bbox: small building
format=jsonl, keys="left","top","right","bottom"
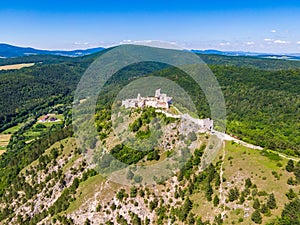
{"left": 49, "top": 117, "right": 57, "bottom": 122}
{"left": 38, "top": 115, "right": 49, "bottom": 122}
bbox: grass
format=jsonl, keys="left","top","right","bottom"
{"left": 62, "top": 154, "right": 81, "bottom": 173}
{"left": 166, "top": 106, "right": 180, "bottom": 115}
{"left": 64, "top": 174, "right": 106, "bottom": 214}
{"left": 23, "top": 114, "right": 64, "bottom": 141}
{"left": 191, "top": 191, "right": 216, "bottom": 222}
{"left": 20, "top": 137, "right": 74, "bottom": 173}
{"left": 1, "top": 123, "right": 23, "bottom": 134}
{"left": 221, "top": 141, "right": 300, "bottom": 224}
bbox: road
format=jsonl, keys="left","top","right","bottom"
{"left": 212, "top": 130, "right": 299, "bottom": 161}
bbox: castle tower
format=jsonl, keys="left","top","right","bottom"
{"left": 155, "top": 88, "right": 161, "bottom": 98}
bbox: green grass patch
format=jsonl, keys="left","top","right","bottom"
{"left": 64, "top": 174, "right": 105, "bottom": 214}
{"left": 2, "top": 123, "right": 23, "bottom": 134}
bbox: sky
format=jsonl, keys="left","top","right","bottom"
{"left": 1, "top": 0, "right": 300, "bottom": 53}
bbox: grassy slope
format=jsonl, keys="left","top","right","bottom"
{"left": 54, "top": 137, "right": 300, "bottom": 224}
{"left": 20, "top": 137, "right": 75, "bottom": 174}
{"left": 221, "top": 142, "right": 298, "bottom": 224}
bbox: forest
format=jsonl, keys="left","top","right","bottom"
{"left": 1, "top": 51, "right": 299, "bottom": 155}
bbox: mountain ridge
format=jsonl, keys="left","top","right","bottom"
{"left": 1, "top": 43, "right": 300, "bottom": 60}
{"left": 191, "top": 49, "right": 300, "bottom": 60}
{"left": 0, "top": 43, "right": 105, "bottom": 58}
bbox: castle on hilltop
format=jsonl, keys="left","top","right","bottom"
{"left": 122, "top": 89, "right": 172, "bottom": 109}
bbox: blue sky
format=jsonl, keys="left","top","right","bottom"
{"left": 1, "top": 0, "right": 300, "bottom": 53}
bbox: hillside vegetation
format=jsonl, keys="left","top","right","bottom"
{"left": 0, "top": 51, "right": 299, "bottom": 224}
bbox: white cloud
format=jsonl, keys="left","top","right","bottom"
{"left": 245, "top": 41, "right": 255, "bottom": 45}
{"left": 73, "top": 42, "right": 90, "bottom": 45}
{"left": 219, "top": 42, "right": 230, "bottom": 46}
{"left": 114, "top": 40, "right": 183, "bottom": 50}
{"left": 264, "top": 39, "right": 290, "bottom": 44}
{"left": 264, "top": 38, "right": 273, "bottom": 42}
{"left": 296, "top": 41, "right": 300, "bottom": 44}
{"left": 271, "top": 29, "right": 277, "bottom": 33}
{"left": 273, "top": 40, "right": 289, "bottom": 44}
{"left": 119, "top": 39, "right": 132, "bottom": 44}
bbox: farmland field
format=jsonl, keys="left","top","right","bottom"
{"left": 0, "top": 63, "right": 35, "bottom": 70}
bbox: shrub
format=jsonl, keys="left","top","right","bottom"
{"left": 286, "top": 160, "right": 294, "bottom": 172}
{"left": 251, "top": 210, "right": 262, "bottom": 224}
{"left": 267, "top": 193, "right": 277, "bottom": 209}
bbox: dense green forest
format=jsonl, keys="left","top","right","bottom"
{"left": 96, "top": 61, "right": 300, "bottom": 156}
{"left": 1, "top": 52, "right": 299, "bottom": 155}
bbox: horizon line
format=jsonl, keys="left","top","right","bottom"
{"left": 1, "top": 42, "right": 300, "bottom": 55}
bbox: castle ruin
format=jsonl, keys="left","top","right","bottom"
{"left": 121, "top": 89, "right": 172, "bottom": 109}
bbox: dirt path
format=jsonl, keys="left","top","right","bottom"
{"left": 213, "top": 130, "right": 299, "bottom": 162}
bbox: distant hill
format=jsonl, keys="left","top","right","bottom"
{"left": 191, "top": 49, "right": 300, "bottom": 61}
{"left": 0, "top": 43, "right": 105, "bottom": 58}
{"left": 1, "top": 43, "right": 300, "bottom": 61}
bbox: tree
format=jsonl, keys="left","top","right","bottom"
{"left": 253, "top": 198, "right": 261, "bottom": 209}
{"left": 205, "top": 183, "right": 213, "bottom": 201}
{"left": 134, "top": 175, "right": 143, "bottom": 183}
{"left": 214, "top": 214, "right": 223, "bottom": 225}
{"left": 188, "top": 131, "right": 197, "bottom": 142}
{"left": 116, "top": 189, "right": 126, "bottom": 201}
{"left": 181, "top": 197, "right": 193, "bottom": 221}
{"left": 260, "top": 204, "right": 270, "bottom": 215}
{"left": 245, "top": 178, "right": 252, "bottom": 189}
{"left": 280, "top": 198, "right": 300, "bottom": 224}
{"left": 294, "top": 162, "right": 300, "bottom": 182}
{"left": 239, "top": 192, "right": 245, "bottom": 204}
{"left": 286, "top": 160, "right": 294, "bottom": 172}
{"left": 213, "top": 195, "right": 220, "bottom": 207}
{"left": 84, "top": 218, "right": 91, "bottom": 225}
{"left": 267, "top": 193, "right": 277, "bottom": 209}
{"left": 251, "top": 210, "right": 262, "bottom": 224}
{"left": 35, "top": 123, "right": 47, "bottom": 129}
{"left": 126, "top": 170, "right": 134, "bottom": 180}
{"left": 130, "top": 187, "right": 138, "bottom": 198}
{"left": 187, "top": 213, "right": 195, "bottom": 225}
{"left": 228, "top": 187, "right": 239, "bottom": 202}
{"left": 130, "top": 118, "right": 142, "bottom": 132}
{"left": 147, "top": 150, "right": 160, "bottom": 161}
{"left": 286, "top": 189, "right": 297, "bottom": 200}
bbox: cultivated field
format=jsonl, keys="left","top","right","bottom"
{"left": 0, "top": 63, "right": 35, "bottom": 70}
{"left": 0, "top": 134, "right": 11, "bottom": 151}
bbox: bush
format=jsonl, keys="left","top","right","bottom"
{"left": 147, "top": 150, "right": 160, "bottom": 161}
{"left": 133, "top": 175, "right": 143, "bottom": 183}
{"left": 35, "top": 123, "right": 47, "bottom": 129}
{"left": 228, "top": 187, "right": 239, "bottom": 202}
{"left": 280, "top": 198, "right": 300, "bottom": 224}
{"left": 286, "top": 189, "right": 297, "bottom": 200}
{"left": 251, "top": 210, "right": 262, "bottom": 224}
{"left": 286, "top": 160, "right": 294, "bottom": 172}
{"left": 213, "top": 195, "right": 220, "bottom": 206}
{"left": 267, "top": 193, "right": 277, "bottom": 209}
{"left": 126, "top": 170, "right": 134, "bottom": 180}
{"left": 253, "top": 198, "right": 260, "bottom": 209}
